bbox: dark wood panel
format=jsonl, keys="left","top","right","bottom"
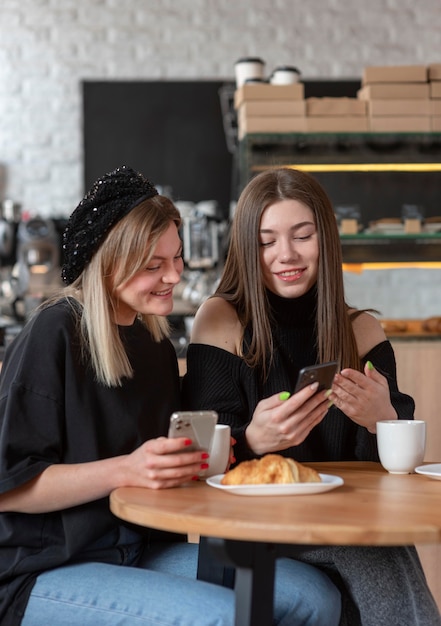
{"left": 82, "top": 80, "right": 363, "bottom": 215}
{"left": 83, "top": 81, "right": 234, "bottom": 217}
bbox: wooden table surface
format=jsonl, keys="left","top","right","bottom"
{"left": 110, "top": 461, "right": 441, "bottom": 547}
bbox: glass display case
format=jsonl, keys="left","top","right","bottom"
{"left": 237, "top": 132, "right": 441, "bottom": 265}
{"left": 235, "top": 131, "right": 441, "bottom": 321}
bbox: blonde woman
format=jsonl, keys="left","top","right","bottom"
{"left": 0, "top": 166, "right": 341, "bottom": 626}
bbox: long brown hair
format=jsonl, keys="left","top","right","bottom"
{"left": 215, "top": 168, "right": 360, "bottom": 377}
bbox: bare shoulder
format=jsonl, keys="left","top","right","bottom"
{"left": 190, "top": 296, "right": 243, "bottom": 355}
{"left": 349, "top": 309, "right": 387, "bottom": 357}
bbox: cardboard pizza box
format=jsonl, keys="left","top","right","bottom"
{"left": 234, "top": 83, "right": 305, "bottom": 108}
{"left": 428, "top": 64, "right": 441, "bottom": 81}
{"left": 357, "top": 83, "right": 430, "bottom": 100}
{"left": 239, "top": 100, "right": 306, "bottom": 117}
{"left": 367, "top": 99, "right": 432, "bottom": 116}
{"left": 430, "top": 82, "right": 441, "bottom": 98}
{"left": 369, "top": 116, "right": 431, "bottom": 132}
{"left": 305, "top": 116, "right": 369, "bottom": 132}
{"left": 362, "top": 65, "right": 428, "bottom": 85}
{"left": 306, "top": 97, "right": 367, "bottom": 116}
{"left": 238, "top": 115, "right": 307, "bottom": 139}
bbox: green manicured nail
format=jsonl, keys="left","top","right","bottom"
{"left": 367, "top": 361, "right": 374, "bottom": 370}
{"left": 325, "top": 389, "right": 332, "bottom": 398}
{"left": 279, "top": 391, "right": 291, "bottom": 401}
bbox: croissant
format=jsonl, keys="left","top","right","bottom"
{"left": 221, "top": 454, "right": 321, "bottom": 485}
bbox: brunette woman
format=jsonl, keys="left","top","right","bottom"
{"left": 183, "top": 167, "right": 440, "bottom": 626}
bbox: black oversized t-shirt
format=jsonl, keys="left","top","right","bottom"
{"left": 0, "top": 299, "right": 181, "bottom": 626}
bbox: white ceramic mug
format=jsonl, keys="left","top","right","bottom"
{"left": 205, "top": 424, "right": 231, "bottom": 477}
{"left": 376, "top": 420, "right": 426, "bottom": 474}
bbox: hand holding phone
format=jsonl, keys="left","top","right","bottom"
{"left": 294, "top": 361, "right": 338, "bottom": 394}
{"left": 168, "top": 411, "right": 218, "bottom": 451}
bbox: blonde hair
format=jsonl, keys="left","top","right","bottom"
{"left": 50, "top": 195, "right": 181, "bottom": 387}
{"left": 215, "top": 168, "right": 360, "bottom": 378}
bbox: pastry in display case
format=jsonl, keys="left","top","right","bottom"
{"left": 381, "top": 316, "right": 441, "bottom": 336}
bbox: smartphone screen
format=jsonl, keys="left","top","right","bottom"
{"left": 294, "top": 361, "right": 338, "bottom": 394}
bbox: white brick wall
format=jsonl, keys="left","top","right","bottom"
{"left": 0, "top": 0, "right": 440, "bottom": 315}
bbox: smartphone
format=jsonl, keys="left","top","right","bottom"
{"left": 294, "top": 361, "right": 339, "bottom": 394}
{"left": 168, "top": 411, "right": 218, "bottom": 452}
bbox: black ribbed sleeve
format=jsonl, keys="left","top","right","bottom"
{"left": 182, "top": 340, "right": 415, "bottom": 464}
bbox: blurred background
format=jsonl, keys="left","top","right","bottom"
{"left": 0, "top": 0, "right": 440, "bottom": 333}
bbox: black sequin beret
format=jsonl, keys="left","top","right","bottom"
{"left": 61, "top": 165, "right": 158, "bottom": 285}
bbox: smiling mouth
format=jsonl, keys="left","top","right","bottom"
{"left": 152, "top": 288, "right": 173, "bottom": 296}
{"left": 277, "top": 269, "right": 303, "bottom": 278}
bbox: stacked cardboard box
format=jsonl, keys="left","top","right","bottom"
{"left": 235, "top": 64, "right": 441, "bottom": 138}
{"left": 305, "top": 97, "right": 368, "bottom": 132}
{"left": 429, "top": 64, "right": 441, "bottom": 131}
{"left": 357, "top": 65, "right": 431, "bottom": 132}
{"left": 234, "top": 83, "right": 306, "bottom": 139}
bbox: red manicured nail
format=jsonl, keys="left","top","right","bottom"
{"left": 201, "top": 452, "right": 209, "bottom": 459}
{"left": 200, "top": 463, "right": 209, "bottom": 470}
{"left": 191, "top": 476, "right": 199, "bottom": 481}
{"left": 184, "top": 439, "right": 193, "bottom": 446}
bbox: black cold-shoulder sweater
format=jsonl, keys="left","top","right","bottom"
{"left": 183, "top": 292, "right": 440, "bottom": 626}
{"left": 182, "top": 287, "right": 415, "bottom": 465}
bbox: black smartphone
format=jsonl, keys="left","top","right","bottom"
{"left": 168, "top": 411, "right": 218, "bottom": 452}
{"left": 294, "top": 361, "right": 339, "bottom": 394}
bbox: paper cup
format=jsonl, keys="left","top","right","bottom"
{"left": 235, "top": 57, "right": 265, "bottom": 88}
{"left": 270, "top": 66, "right": 301, "bottom": 84}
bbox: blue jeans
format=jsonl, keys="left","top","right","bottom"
{"left": 22, "top": 542, "right": 341, "bottom": 626}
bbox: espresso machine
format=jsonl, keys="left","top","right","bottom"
{"left": 168, "top": 200, "right": 228, "bottom": 356}
{"left": 10, "top": 216, "right": 62, "bottom": 320}
{"left": 178, "top": 200, "right": 228, "bottom": 305}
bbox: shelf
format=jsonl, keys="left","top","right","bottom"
{"left": 238, "top": 133, "right": 441, "bottom": 186}
{"left": 340, "top": 234, "right": 441, "bottom": 263}
{"left": 254, "top": 163, "right": 441, "bottom": 173}
{"left": 237, "top": 132, "right": 441, "bottom": 263}
{"left": 239, "top": 132, "right": 441, "bottom": 152}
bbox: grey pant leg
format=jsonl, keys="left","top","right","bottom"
{"left": 291, "top": 545, "right": 441, "bottom": 626}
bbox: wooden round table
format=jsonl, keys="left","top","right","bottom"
{"left": 110, "top": 461, "right": 441, "bottom": 626}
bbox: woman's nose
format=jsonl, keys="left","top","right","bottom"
{"left": 162, "top": 264, "right": 182, "bottom": 284}
{"left": 278, "top": 240, "right": 296, "bottom": 262}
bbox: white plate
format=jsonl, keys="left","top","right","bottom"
{"left": 206, "top": 473, "right": 344, "bottom": 496}
{"left": 415, "top": 464, "right": 441, "bottom": 481}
